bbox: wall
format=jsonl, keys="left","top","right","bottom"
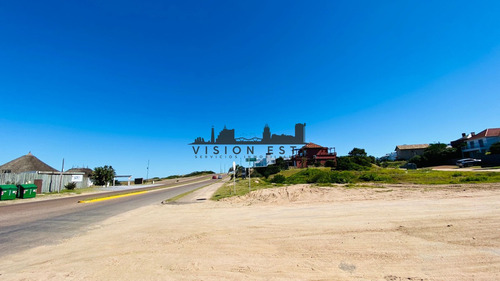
{"left": 0, "top": 172, "right": 90, "bottom": 193}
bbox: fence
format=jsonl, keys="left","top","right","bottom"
{"left": 0, "top": 172, "right": 90, "bottom": 193}
{"left": 480, "top": 154, "right": 500, "bottom": 166}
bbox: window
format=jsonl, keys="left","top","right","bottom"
{"left": 479, "top": 139, "right": 484, "bottom": 147}
{"left": 470, "top": 141, "right": 475, "bottom": 148}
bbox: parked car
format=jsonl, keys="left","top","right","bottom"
{"left": 456, "top": 158, "right": 481, "bottom": 168}
{"left": 212, "top": 175, "right": 217, "bottom": 179}
{"left": 217, "top": 175, "right": 222, "bottom": 179}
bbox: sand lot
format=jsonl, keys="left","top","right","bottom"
{"left": 1, "top": 183, "right": 499, "bottom": 280}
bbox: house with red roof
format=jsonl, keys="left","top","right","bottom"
{"left": 461, "top": 128, "right": 500, "bottom": 158}
{"left": 292, "top": 143, "right": 336, "bottom": 168}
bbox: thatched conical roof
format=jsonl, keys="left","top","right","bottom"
{"left": 0, "top": 152, "right": 58, "bottom": 173}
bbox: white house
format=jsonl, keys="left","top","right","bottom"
{"left": 461, "top": 128, "right": 500, "bottom": 158}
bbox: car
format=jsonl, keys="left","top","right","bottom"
{"left": 456, "top": 158, "right": 481, "bottom": 168}
{"left": 217, "top": 175, "right": 222, "bottom": 179}
{"left": 212, "top": 175, "right": 217, "bottom": 179}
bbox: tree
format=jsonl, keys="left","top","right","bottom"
{"left": 275, "top": 157, "right": 289, "bottom": 170}
{"left": 408, "top": 143, "right": 458, "bottom": 167}
{"left": 489, "top": 142, "right": 500, "bottom": 154}
{"left": 91, "top": 165, "right": 116, "bottom": 186}
{"left": 336, "top": 156, "right": 369, "bottom": 171}
{"left": 348, "top": 148, "right": 367, "bottom": 157}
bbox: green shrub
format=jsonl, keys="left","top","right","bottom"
{"left": 324, "top": 160, "right": 336, "bottom": 168}
{"left": 254, "top": 165, "right": 281, "bottom": 179}
{"left": 65, "top": 182, "right": 77, "bottom": 190}
{"left": 329, "top": 171, "right": 356, "bottom": 183}
{"left": 250, "top": 169, "right": 264, "bottom": 178}
{"left": 359, "top": 172, "right": 384, "bottom": 181}
{"left": 271, "top": 174, "right": 286, "bottom": 183}
{"left": 490, "top": 142, "right": 500, "bottom": 154}
{"left": 380, "top": 161, "right": 406, "bottom": 168}
{"left": 460, "top": 176, "right": 487, "bottom": 182}
{"left": 336, "top": 157, "right": 369, "bottom": 171}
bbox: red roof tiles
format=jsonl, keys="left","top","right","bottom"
{"left": 302, "top": 142, "right": 324, "bottom": 149}
{"left": 469, "top": 128, "right": 500, "bottom": 140}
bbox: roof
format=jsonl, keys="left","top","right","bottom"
{"left": 0, "top": 152, "right": 58, "bottom": 173}
{"left": 468, "top": 128, "right": 500, "bottom": 140}
{"left": 301, "top": 142, "right": 324, "bottom": 149}
{"left": 66, "top": 168, "right": 93, "bottom": 177}
{"left": 395, "top": 144, "right": 429, "bottom": 151}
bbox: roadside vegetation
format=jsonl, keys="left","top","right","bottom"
{"left": 162, "top": 170, "right": 215, "bottom": 180}
{"left": 212, "top": 168, "right": 500, "bottom": 200}
{"left": 212, "top": 146, "right": 500, "bottom": 200}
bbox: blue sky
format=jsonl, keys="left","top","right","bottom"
{"left": 1, "top": 1, "right": 499, "bottom": 177}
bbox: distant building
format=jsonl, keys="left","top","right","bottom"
{"left": 255, "top": 153, "right": 276, "bottom": 167}
{"left": 0, "top": 153, "right": 90, "bottom": 192}
{"left": 292, "top": 143, "right": 336, "bottom": 168}
{"left": 379, "top": 152, "right": 397, "bottom": 161}
{"left": 461, "top": 128, "right": 500, "bottom": 158}
{"left": 395, "top": 144, "right": 429, "bottom": 160}
{"left": 450, "top": 132, "right": 473, "bottom": 151}
{"left": 66, "top": 167, "right": 93, "bottom": 178}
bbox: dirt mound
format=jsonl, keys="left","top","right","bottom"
{"left": 223, "top": 185, "right": 338, "bottom": 205}
{"left": 222, "top": 183, "right": 500, "bottom": 205}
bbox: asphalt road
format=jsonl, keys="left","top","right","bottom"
{"left": 0, "top": 178, "right": 215, "bottom": 257}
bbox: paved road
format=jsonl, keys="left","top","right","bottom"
{"left": 0, "top": 178, "right": 215, "bottom": 257}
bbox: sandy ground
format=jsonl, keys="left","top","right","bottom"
{"left": 1, "top": 182, "right": 499, "bottom": 281}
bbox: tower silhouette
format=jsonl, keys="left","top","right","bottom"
{"left": 262, "top": 124, "right": 271, "bottom": 142}
{"left": 211, "top": 126, "right": 215, "bottom": 143}
{"left": 295, "top": 123, "right": 306, "bottom": 143}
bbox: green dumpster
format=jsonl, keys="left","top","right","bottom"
{"left": 17, "top": 184, "right": 37, "bottom": 199}
{"left": 0, "top": 185, "right": 18, "bottom": 200}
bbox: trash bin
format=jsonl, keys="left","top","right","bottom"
{"left": 0, "top": 185, "right": 18, "bottom": 200}
{"left": 17, "top": 184, "right": 37, "bottom": 199}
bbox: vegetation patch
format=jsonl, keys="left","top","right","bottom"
{"left": 212, "top": 167, "right": 500, "bottom": 200}
{"left": 163, "top": 171, "right": 215, "bottom": 180}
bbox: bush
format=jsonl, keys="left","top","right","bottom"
{"left": 324, "top": 160, "right": 336, "bottom": 168}
{"left": 460, "top": 176, "right": 487, "bottom": 182}
{"left": 329, "top": 171, "right": 356, "bottom": 183}
{"left": 490, "top": 142, "right": 500, "bottom": 154}
{"left": 254, "top": 165, "right": 281, "bottom": 179}
{"left": 379, "top": 161, "right": 406, "bottom": 168}
{"left": 271, "top": 174, "right": 286, "bottom": 183}
{"left": 284, "top": 169, "right": 356, "bottom": 184}
{"left": 408, "top": 155, "right": 422, "bottom": 167}
{"left": 359, "top": 172, "right": 379, "bottom": 181}
{"left": 409, "top": 143, "right": 459, "bottom": 167}
{"left": 336, "top": 157, "right": 369, "bottom": 171}
{"left": 65, "top": 182, "right": 77, "bottom": 190}
{"left": 250, "top": 169, "right": 264, "bottom": 178}
{"left": 91, "top": 165, "right": 116, "bottom": 186}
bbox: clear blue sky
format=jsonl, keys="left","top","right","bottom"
{"left": 1, "top": 1, "right": 499, "bottom": 177}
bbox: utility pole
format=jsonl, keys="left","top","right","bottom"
{"left": 233, "top": 161, "right": 236, "bottom": 195}
{"left": 58, "top": 158, "right": 65, "bottom": 193}
{"left": 248, "top": 165, "right": 251, "bottom": 193}
{"left": 146, "top": 160, "right": 150, "bottom": 183}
